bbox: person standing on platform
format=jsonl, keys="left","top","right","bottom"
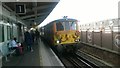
{"left": 24, "top": 30, "right": 33, "bottom": 52}
{"left": 35, "top": 29, "right": 40, "bottom": 42}
{"left": 30, "top": 30, "right": 35, "bottom": 44}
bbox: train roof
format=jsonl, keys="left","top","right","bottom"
{"left": 51, "top": 18, "right": 78, "bottom": 23}
{"left": 44, "top": 18, "right": 78, "bottom": 27}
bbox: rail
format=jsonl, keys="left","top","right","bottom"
{"left": 59, "top": 53, "right": 100, "bottom": 68}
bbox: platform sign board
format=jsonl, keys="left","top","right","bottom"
{"left": 16, "top": 4, "right": 26, "bottom": 14}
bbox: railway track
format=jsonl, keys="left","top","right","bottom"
{"left": 60, "top": 53, "right": 100, "bottom": 68}
{"left": 50, "top": 45, "right": 99, "bottom": 68}
{"left": 65, "top": 55, "right": 87, "bottom": 68}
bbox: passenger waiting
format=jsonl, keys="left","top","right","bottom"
{"left": 24, "top": 30, "right": 33, "bottom": 52}
{"left": 11, "top": 37, "right": 18, "bottom": 49}
{"left": 35, "top": 29, "right": 40, "bottom": 42}
{"left": 8, "top": 37, "right": 18, "bottom": 55}
{"left": 9, "top": 37, "right": 23, "bottom": 55}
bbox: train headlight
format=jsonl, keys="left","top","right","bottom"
{"left": 75, "top": 39, "right": 80, "bottom": 42}
{"left": 75, "top": 40, "right": 79, "bottom": 42}
{"left": 57, "top": 40, "right": 60, "bottom": 43}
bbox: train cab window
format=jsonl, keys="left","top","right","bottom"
{"left": 64, "top": 21, "right": 77, "bottom": 30}
{"left": 70, "top": 22, "right": 77, "bottom": 30}
{"left": 56, "top": 22, "right": 64, "bottom": 31}
{"left": 65, "top": 22, "right": 70, "bottom": 30}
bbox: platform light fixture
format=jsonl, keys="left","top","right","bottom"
{"left": 13, "top": 23, "right": 16, "bottom": 26}
{"left": 16, "top": 0, "right": 20, "bottom": 1}
{"left": 6, "top": 23, "right": 10, "bottom": 25}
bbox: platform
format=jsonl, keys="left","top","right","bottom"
{"left": 39, "top": 39, "right": 63, "bottom": 66}
{"left": 1, "top": 38, "right": 64, "bottom": 67}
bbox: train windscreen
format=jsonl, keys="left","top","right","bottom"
{"left": 56, "top": 21, "right": 77, "bottom": 31}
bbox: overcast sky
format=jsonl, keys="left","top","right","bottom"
{"left": 39, "top": 0, "right": 120, "bottom": 27}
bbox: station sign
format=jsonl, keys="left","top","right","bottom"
{"left": 16, "top": 4, "right": 26, "bottom": 14}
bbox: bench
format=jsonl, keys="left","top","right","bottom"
{"left": 8, "top": 47, "right": 16, "bottom": 57}
{"left": 0, "top": 42, "right": 16, "bottom": 62}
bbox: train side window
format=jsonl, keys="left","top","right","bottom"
{"left": 2, "top": 25, "right": 4, "bottom": 42}
{"left": 0, "top": 14, "right": 2, "bottom": 20}
{"left": 7, "top": 26, "right": 11, "bottom": 40}
{"left": 10, "top": 26, "right": 12, "bottom": 39}
{"left": 0, "top": 24, "right": 4, "bottom": 42}
{"left": 0, "top": 24, "right": 2, "bottom": 42}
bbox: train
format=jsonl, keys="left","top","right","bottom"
{"left": 39, "top": 17, "right": 80, "bottom": 53}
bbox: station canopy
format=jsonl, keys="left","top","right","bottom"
{"left": 2, "top": 0, "right": 59, "bottom": 27}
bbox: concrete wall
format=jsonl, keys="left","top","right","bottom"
{"left": 79, "top": 18, "right": 120, "bottom": 66}
{"left": 80, "top": 18, "right": 120, "bottom": 52}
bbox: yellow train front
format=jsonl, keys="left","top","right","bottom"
{"left": 43, "top": 18, "right": 80, "bottom": 53}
